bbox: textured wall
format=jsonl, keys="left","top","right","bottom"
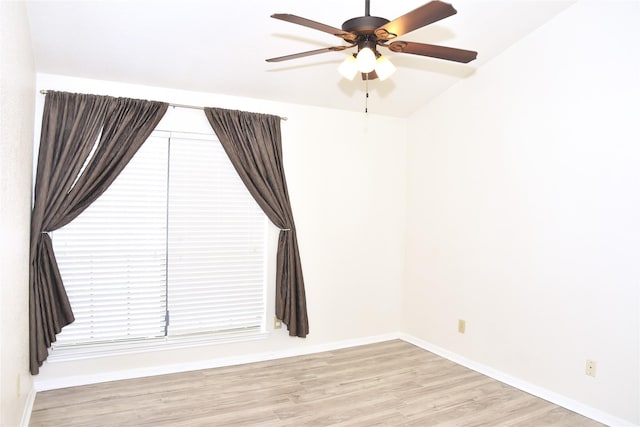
{"left": 0, "top": 1, "right": 36, "bottom": 426}
{"left": 404, "top": 1, "right": 640, "bottom": 424}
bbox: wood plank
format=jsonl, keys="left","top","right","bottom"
{"left": 30, "top": 340, "right": 604, "bottom": 426}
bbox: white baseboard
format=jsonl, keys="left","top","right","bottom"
{"left": 20, "top": 386, "right": 37, "bottom": 427}
{"left": 32, "top": 332, "right": 637, "bottom": 427}
{"left": 399, "top": 333, "right": 638, "bottom": 427}
{"left": 33, "top": 332, "right": 400, "bottom": 392}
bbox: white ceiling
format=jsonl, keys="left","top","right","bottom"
{"left": 25, "top": 0, "right": 574, "bottom": 117}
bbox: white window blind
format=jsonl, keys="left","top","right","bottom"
{"left": 51, "top": 131, "right": 266, "bottom": 355}
{"left": 167, "top": 136, "right": 266, "bottom": 336}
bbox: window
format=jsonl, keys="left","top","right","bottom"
{"left": 51, "top": 131, "right": 267, "bottom": 358}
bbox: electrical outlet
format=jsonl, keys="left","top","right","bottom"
{"left": 458, "top": 319, "right": 466, "bottom": 334}
{"left": 273, "top": 317, "right": 282, "bottom": 330}
{"left": 585, "top": 359, "right": 597, "bottom": 377}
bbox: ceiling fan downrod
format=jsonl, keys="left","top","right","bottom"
{"left": 365, "top": 0, "right": 370, "bottom": 17}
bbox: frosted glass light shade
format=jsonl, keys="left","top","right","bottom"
{"left": 338, "top": 55, "right": 358, "bottom": 80}
{"left": 355, "top": 47, "right": 376, "bottom": 73}
{"left": 375, "top": 55, "right": 396, "bottom": 81}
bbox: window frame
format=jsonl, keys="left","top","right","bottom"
{"left": 47, "top": 128, "right": 274, "bottom": 362}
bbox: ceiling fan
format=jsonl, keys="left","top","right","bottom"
{"left": 266, "top": 0, "right": 478, "bottom": 81}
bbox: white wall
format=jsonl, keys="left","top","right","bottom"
{"left": 404, "top": 1, "right": 639, "bottom": 425}
{"left": 0, "top": 1, "right": 36, "bottom": 426}
{"left": 22, "top": 3, "right": 639, "bottom": 426}
{"left": 32, "top": 74, "right": 407, "bottom": 387}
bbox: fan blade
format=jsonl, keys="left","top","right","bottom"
{"left": 374, "top": 1, "right": 457, "bottom": 41}
{"left": 271, "top": 14, "right": 357, "bottom": 42}
{"left": 387, "top": 41, "right": 477, "bottom": 63}
{"left": 266, "top": 46, "right": 350, "bottom": 63}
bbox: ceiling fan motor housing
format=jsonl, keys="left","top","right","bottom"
{"left": 342, "top": 16, "right": 389, "bottom": 35}
{"left": 342, "top": 16, "right": 389, "bottom": 53}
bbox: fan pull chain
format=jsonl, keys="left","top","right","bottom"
{"left": 365, "top": 74, "right": 369, "bottom": 114}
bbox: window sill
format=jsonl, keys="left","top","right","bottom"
{"left": 47, "top": 328, "right": 269, "bottom": 363}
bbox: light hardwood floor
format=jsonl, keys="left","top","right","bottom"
{"left": 30, "top": 340, "right": 604, "bottom": 426}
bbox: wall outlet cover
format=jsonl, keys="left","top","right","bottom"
{"left": 458, "top": 319, "right": 466, "bottom": 334}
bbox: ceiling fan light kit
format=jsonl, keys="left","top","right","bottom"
{"left": 339, "top": 51, "right": 396, "bottom": 81}
{"left": 374, "top": 55, "right": 396, "bottom": 81}
{"left": 338, "top": 55, "right": 359, "bottom": 80}
{"left": 355, "top": 47, "right": 377, "bottom": 73}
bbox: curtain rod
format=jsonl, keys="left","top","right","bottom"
{"left": 39, "top": 90, "right": 287, "bottom": 121}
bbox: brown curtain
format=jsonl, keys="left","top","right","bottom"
{"left": 29, "top": 91, "right": 168, "bottom": 374}
{"left": 204, "top": 108, "right": 309, "bottom": 338}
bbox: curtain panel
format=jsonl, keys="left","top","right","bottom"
{"left": 204, "top": 107, "right": 309, "bottom": 338}
{"left": 29, "top": 91, "right": 168, "bottom": 374}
